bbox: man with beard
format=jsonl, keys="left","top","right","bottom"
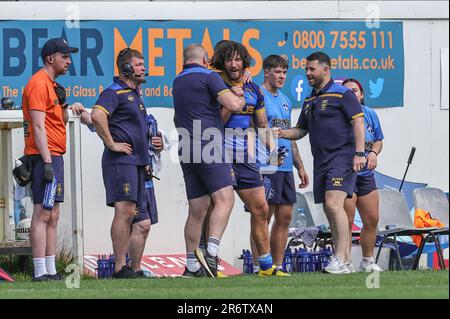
{"left": 91, "top": 48, "right": 151, "bottom": 278}
{"left": 277, "top": 52, "right": 366, "bottom": 274}
{"left": 207, "top": 41, "right": 290, "bottom": 276}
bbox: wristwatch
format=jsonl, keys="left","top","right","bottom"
{"left": 354, "top": 151, "right": 366, "bottom": 157}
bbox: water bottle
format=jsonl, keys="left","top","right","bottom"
{"left": 42, "top": 177, "right": 57, "bottom": 211}
{"left": 7, "top": 211, "right": 16, "bottom": 241}
{"left": 296, "top": 208, "right": 307, "bottom": 229}
{"left": 283, "top": 248, "right": 292, "bottom": 273}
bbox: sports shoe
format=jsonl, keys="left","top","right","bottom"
{"left": 182, "top": 267, "right": 207, "bottom": 278}
{"left": 323, "top": 256, "right": 351, "bottom": 274}
{"left": 217, "top": 271, "right": 228, "bottom": 278}
{"left": 112, "top": 265, "right": 138, "bottom": 279}
{"left": 195, "top": 248, "right": 218, "bottom": 278}
{"left": 359, "top": 261, "right": 383, "bottom": 272}
{"left": 345, "top": 261, "right": 357, "bottom": 273}
{"left": 47, "top": 273, "right": 64, "bottom": 281}
{"left": 258, "top": 265, "right": 291, "bottom": 277}
{"left": 135, "top": 269, "right": 156, "bottom": 278}
{"left": 32, "top": 274, "right": 49, "bottom": 282}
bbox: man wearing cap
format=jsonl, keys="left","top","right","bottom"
{"left": 22, "top": 38, "right": 89, "bottom": 281}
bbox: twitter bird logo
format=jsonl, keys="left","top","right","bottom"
{"left": 369, "top": 77, "right": 384, "bottom": 99}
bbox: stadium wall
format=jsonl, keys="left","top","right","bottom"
{"left": 1, "top": 1, "right": 448, "bottom": 266}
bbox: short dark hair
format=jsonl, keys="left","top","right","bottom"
{"left": 306, "top": 52, "right": 331, "bottom": 67}
{"left": 210, "top": 40, "right": 252, "bottom": 70}
{"left": 263, "top": 55, "right": 289, "bottom": 71}
{"left": 116, "top": 48, "right": 144, "bottom": 70}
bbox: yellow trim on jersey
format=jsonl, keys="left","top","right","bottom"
{"left": 352, "top": 112, "right": 364, "bottom": 119}
{"left": 217, "top": 89, "right": 231, "bottom": 97}
{"left": 254, "top": 107, "right": 266, "bottom": 115}
{"left": 219, "top": 72, "right": 245, "bottom": 87}
{"left": 320, "top": 93, "right": 343, "bottom": 99}
{"left": 93, "top": 105, "right": 110, "bottom": 116}
{"left": 116, "top": 89, "right": 132, "bottom": 95}
{"left": 304, "top": 97, "right": 316, "bottom": 103}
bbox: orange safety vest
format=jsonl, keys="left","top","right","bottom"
{"left": 412, "top": 208, "right": 445, "bottom": 247}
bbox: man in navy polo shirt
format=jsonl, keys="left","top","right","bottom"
{"left": 173, "top": 44, "right": 245, "bottom": 277}
{"left": 277, "top": 52, "right": 366, "bottom": 274}
{"left": 91, "top": 48, "right": 150, "bottom": 279}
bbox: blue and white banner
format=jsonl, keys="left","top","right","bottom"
{"left": 0, "top": 20, "right": 404, "bottom": 108}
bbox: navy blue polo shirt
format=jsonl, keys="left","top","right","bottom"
{"left": 296, "top": 79, "right": 363, "bottom": 173}
{"left": 94, "top": 77, "right": 150, "bottom": 167}
{"left": 172, "top": 63, "right": 230, "bottom": 162}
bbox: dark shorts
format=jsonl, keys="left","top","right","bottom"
{"left": 132, "top": 181, "right": 158, "bottom": 225}
{"left": 354, "top": 174, "right": 377, "bottom": 197}
{"left": 233, "top": 162, "right": 264, "bottom": 190}
{"left": 263, "top": 171, "right": 297, "bottom": 205}
{"left": 180, "top": 162, "right": 236, "bottom": 200}
{"left": 313, "top": 166, "right": 357, "bottom": 204}
{"left": 31, "top": 155, "right": 64, "bottom": 205}
{"left": 102, "top": 164, "right": 146, "bottom": 207}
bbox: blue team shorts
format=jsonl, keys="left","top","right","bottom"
{"left": 132, "top": 181, "right": 158, "bottom": 225}
{"left": 233, "top": 162, "right": 264, "bottom": 190}
{"left": 180, "top": 162, "right": 236, "bottom": 200}
{"left": 354, "top": 174, "right": 377, "bottom": 197}
{"left": 313, "top": 165, "right": 357, "bottom": 204}
{"left": 31, "top": 155, "right": 64, "bottom": 205}
{"left": 102, "top": 164, "right": 146, "bottom": 208}
{"left": 263, "top": 171, "right": 297, "bottom": 205}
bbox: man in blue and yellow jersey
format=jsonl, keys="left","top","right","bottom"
{"left": 207, "top": 41, "right": 290, "bottom": 277}
{"left": 278, "top": 52, "right": 366, "bottom": 275}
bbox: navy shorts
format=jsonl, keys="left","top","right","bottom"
{"left": 180, "top": 162, "right": 236, "bottom": 200}
{"left": 132, "top": 180, "right": 158, "bottom": 225}
{"left": 263, "top": 171, "right": 297, "bottom": 205}
{"left": 30, "top": 155, "right": 64, "bottom": 205}
{"left": 102, "top": 164, "right": 146, "bottom": 207}
{"left": 313, "top": 166, "right": 357, "bottom": 204}
{"left": 354, "top": 174, "right": 377, "bottom": 197}
{"left": 233, "top": 162, "right": 264, "bottom": 190}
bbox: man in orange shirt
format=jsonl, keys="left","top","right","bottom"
{"left": 22, "top": 38, "right": 89, "bottom": 281}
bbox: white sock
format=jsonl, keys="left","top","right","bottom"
{"left": 362, "top": 256, "right": 374, "bottom": 265}
{"left": 45, "top": 255, "right": 57, "bottom": 275}
{"left": 186, "top": 252, "right": 200, "bottom": 272}
{"left": 207, "top": 237, "right": 220, "bottom": 257}
{"left": 253, "top": 265, "right": 260, "bottom": 273}
{"left": 275, "top": 265, "right": 283, "bottom": 270}
{"left": 33, "top": 258, "right": 47, "bottom": 278}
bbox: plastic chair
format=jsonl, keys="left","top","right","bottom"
{"left": 375, "top": 189, "right": 441, "bottom": 270}
{"left": 412, "top": 187, "right": 449, "bottom": 270}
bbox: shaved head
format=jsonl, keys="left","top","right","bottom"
{"left": 183, "top": 44, "right": 208, "bottom": 64}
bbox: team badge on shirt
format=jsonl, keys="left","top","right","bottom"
{"left": 127, "top": 95, "right": 134, "bottom": 102}
{"left": 123, "top": 183, "right": 131, "bottom": 195}
{"left": 283, "top": 102, "right": 289, "bottom": 110}
{"left": 321, "top": 99, "right": 328, "bottom": 111}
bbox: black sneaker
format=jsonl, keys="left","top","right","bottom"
{"left": 47, "top": 273, "right": 64, "bottom": 281}
{"left": 195, "top": 248, "right": 218, "bottom": 278}
{"left": 112, "top": 266, "right": 138, "bottom": 279}
{"left": 135, "top": 269, "right": 155, "bottom": 278}
{"left": 32, "top": 274, "right": 49, "bottom": 282}
{"left": 181, "top": 267, "right": 206, "bottom": 278}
